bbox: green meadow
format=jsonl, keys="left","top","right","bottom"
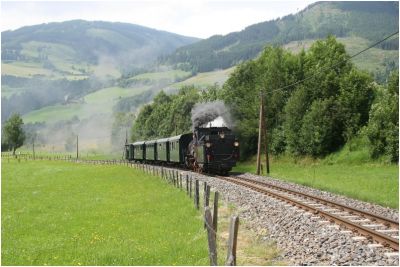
{"left": 2, "top": 160, "right": 208, "bottom": 265}
{"left": 234, "top": 154, "right": 398, "bottom": 209}
{"left": 171, "top": 67, "right": 235, "bottom": 89}
{"left": 22, "top": 86, "right": 148, "bottom": 123}
{"left": 129, "top": 69, "right": 191, "bottom": 82}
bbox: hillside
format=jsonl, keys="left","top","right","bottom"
{"left": 163, "top": 1, "right": 399, "bottom": 78}
{"left": 1, "top": 20, "right": 199, "bottom": 79}
{"left": 1, "top": 20, "right": 199, "bottom": 121}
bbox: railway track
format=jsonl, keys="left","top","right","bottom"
{"left": 217, "top": 175, "right": 399, "bottom": 251}
{"left": 17, "top": 156, "right": 397, "bottom": 253}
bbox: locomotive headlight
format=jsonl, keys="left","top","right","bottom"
{"left": 219, "top": 132, "right": 225, "bottom": 139}
{"left": 234, "top": 141, "right": 239, "bottom": 147}
{"left": 205, "top": 142, "right": 212, "bottom": 148}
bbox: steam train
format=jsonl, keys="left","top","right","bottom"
{"left": 124, "top": 126, "right": 240, "bottom": 174}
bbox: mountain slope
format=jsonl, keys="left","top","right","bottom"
{"left": 2, "top": 20, "right": 200, "bottom": 78}
{"left": 163, "top": 1, "right": 398, "bottom": 74}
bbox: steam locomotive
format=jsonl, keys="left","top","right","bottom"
{"left": 124, "top": 126, "right": 240, "bottom": 174}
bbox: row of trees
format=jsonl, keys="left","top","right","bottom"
{"left": 131, "top": 86, "right": 201, "bottom": 141}
{"left": 221, "top": 36, "right": 398, "bottom": 161}
{"left": 132, "top": 36, "right": 398, "bottom": 162}
{"left": 129, "top": 84, "right": 222, "bottom": 141}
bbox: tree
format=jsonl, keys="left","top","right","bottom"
{"left": 130, "top": 86, "right": 200, "bottom": 141}
{"left": 338, "top": 69, "right": 375, "bottom": 142}
{"left": 300, "top": 98, "right": 343, "bottom": 157}
{"left": 3, "top": 114, "right": 26, "bottom": 155}
{"left": 283, "top": 86, "right": 313, "bottom": 155}
{"left": 365, "top": 71, "right": 398, "bottom": 162}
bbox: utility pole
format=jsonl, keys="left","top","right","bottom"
{"left": 256, "top": 90, "right": 271, "bottom": 175}
{"left": 264, "top": 95, "right": 270, "bottom": 175}
{"left": 32, "top": 137, "right": 35, "bottom": 160}
{"left": 76, "top": 135, "right": 79, "bottom": 159}
{"left": 124, "top": 129, "right": 128, "bottom": 159}
{"left": 256, "top": 91, "right": 264, "bottom": 175}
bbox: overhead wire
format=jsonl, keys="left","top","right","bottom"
{"left": 267, "top": 31, "right": 399, "bottom": 94}
{"left": 201, "top": 31, "right": 399, "bottom": 119}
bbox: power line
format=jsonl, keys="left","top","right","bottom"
{"left": 213, "top": 31, "right": 399, "bottom": 118}
{"left": 266, "top": 31, "right": 399, "bottom": 94}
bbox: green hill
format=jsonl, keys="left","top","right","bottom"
{"left": 1, "top": 20, "right": 200, "bottom": 79}
{"left": 163, "top": 1, "right": 398, "bottom": 78}
{"left": 1, "top": 20, "right": 199, "bottom": 123}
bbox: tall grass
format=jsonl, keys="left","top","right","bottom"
{"left": 2, "top": 160, "right": 208, "bottom": 265}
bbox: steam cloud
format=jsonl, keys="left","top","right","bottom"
{"left": 191, "top": 101, "right": 233, "bottom": 129}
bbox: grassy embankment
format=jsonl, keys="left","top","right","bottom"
{"left": 234, "top": 141, "right": 399, "bottom": 209}
{"left": 2, "top": 160, "right": 209, "bottom": 265}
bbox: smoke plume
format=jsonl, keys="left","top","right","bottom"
{"left": 191, "top": 101, "right": 233, "bottom": 129}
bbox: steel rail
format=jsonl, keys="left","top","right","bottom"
{"left": 217, "top": 175, "right": 399, "bottom": 251}
{"left": 235, "top": 176, "right": 399, "bottom": 229}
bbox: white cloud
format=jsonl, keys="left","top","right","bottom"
{"left": 1, "top": 0, "right": 315, "bottom": 38}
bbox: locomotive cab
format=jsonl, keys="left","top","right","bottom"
{"left": 189, "top": 126, "right": 239, "bottom": 174}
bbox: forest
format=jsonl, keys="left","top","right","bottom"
{"left": 131, "top": 36, "right": 399, "bottom": 162}
{"left": 163, "top": 2, "right": 398, "bottom": 75}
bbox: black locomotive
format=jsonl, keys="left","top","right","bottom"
{"left": 125, "top": 126, "right": 240, "bottom": 174}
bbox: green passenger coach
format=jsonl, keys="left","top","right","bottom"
{"left": 156, "top": 137, "right": 169, "bottom": 162}
{"left": 168, "top": 134, "right": 192, "bottom": 163}
{"left": 133, "top": 141, "right": 145, "bottom": 160}
{"left": 145, "top": 140, "right": 157, "bottom": 161}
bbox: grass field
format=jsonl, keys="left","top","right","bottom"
{"left": 170, "top": 67, "right": 235, "bottom": 90}
{"left": 234, "top": 154, "right": 398, "bottom": 209}
{"left": 1, "top": 61, "right": 54, "bottom": 77}
{"left": 130, "top": 69, "right": 191, "bottom": 82}
{"left": 2, "top": 160, "right": 208, "bottom": 265}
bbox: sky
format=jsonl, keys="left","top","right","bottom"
{"left": 1, "top": 0, "right": 316, "bottom": 38}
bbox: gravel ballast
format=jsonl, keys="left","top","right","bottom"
{"left": 175, "top": 169, "right": 399, "bottom": 266}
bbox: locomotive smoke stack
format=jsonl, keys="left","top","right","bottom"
{"left": 191, "top": 100, "right": 233, "bottom": 129}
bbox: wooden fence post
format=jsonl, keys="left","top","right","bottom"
{"left": 204, "top": 182, "right": 207, "bottom": 201}
{"left": 226, "top": 216, "right": 239, "bottom": 266}
{"left": 195, "top": 179, "right": 199, "bottom": 209}
{"left": 186, "top": 175, "right": 189, "bottom": 195}
{"left": 189, "top": 176, "right": 193, "bottom": 198}
{"left": 205, "top": 185, "right": 210, "bottom": 208}
{"left": 213, "top": 191, "right": 219, "bottom": 233}
{"left": 204, "top": 185, "right": 211, "bottom": 228}
{"left": 204, "top": 207, "right": 218, "bottom": 266}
